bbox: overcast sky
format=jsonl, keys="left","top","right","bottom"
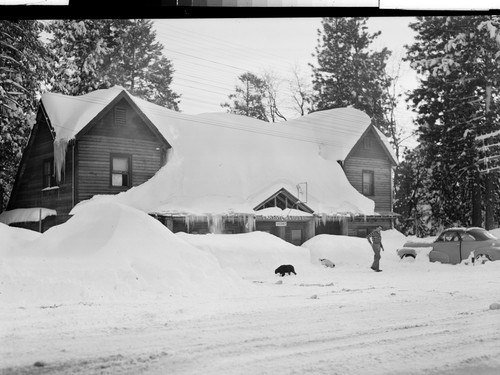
{"left": 153, "top": 17, "right": 419, "bottom": 148}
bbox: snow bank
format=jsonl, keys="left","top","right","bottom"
{"left": 0, "top": 223, "right": 40, "bottom": 255}
{"left": 489, "top": 228, "right": 500, "bottom": 238}
{"left": 303, "top": 230, "right": 406, "bottom": 268}
{"left": 0, "top": 202, "right": 243, "bottom": 306}
{"left": 303, "top": 234, "right": 374, "bottom": 267}
{"left": 177, "top": 231, "right": 312, "bottom": 279}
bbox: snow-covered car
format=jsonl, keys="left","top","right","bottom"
{"left": 397, "top": 227, "right": 500, "bottom": 264}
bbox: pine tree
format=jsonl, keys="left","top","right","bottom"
{"left": 0, "top": 20, "right": 52, "bottom": 211}
{"left": 394, "top": 146, "right": 434, "bottom": 236}
{"left": 310, "top": 17, "right": 392, "bottom": 132}
{"left": 406, "top": 16, "right": 500, "bottom": 229}
{"left": 48, "top": 19, "right": 180, "bottom": 110}
{"left": 222, "top": 72, "right": 269, "bottom": 122}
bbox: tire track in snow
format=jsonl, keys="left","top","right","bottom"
{"left": 3, "top": 285, "right": 500, "bottom": 375}
{"left": 146, "top": 303, "right": 500, "bottom": 375}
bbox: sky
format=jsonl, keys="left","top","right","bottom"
{"left": 152, "top": 17, "right": 420, "bottom": 150}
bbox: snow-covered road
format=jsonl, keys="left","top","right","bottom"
{"left": 3, "top": 265, "right": 500, "bottom": 375}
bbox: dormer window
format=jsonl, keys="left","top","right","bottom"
{"left": 114, "top": 107, "right": 126, "bottom": 126}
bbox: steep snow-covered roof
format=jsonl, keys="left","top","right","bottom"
{"left": 41, "top": 87, "right": 396, "bottom": 217}
{"left": 42, "top": 86, "right": 126, "bottom": 142}
{"left": 41, "top": 86, "right": 391, "bottom": 162}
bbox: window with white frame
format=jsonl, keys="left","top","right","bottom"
{"left": 111, "top": 155, "right": 131, "bottom": 187}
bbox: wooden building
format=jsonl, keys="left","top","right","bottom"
{"left": 3, "top": 87, "right": 398, "bottom": 244}
{"left": 6, "top": 88, "right": 170, "bottom": 231}
{"left": 342, "top": 125, "right": 399, "bottom": 237}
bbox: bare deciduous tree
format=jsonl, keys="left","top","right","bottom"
{"left": 289, "top": 65, "right": 314, "bottom": 116}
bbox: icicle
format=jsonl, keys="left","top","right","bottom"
{"left": 216, "top": 214, "right": 223, "bottom": 233}
{"left": 54, "top": 138, "right": 69, "bottom": 183}
{"left": 209, "top": 214, "right": 224, "bottom": 234}
{"left": 244, "top": 215, "right": 255, "bottom": 232}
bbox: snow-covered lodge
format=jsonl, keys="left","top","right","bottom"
{"left": 2, "top": 86, "right": 398, "bottom": 245}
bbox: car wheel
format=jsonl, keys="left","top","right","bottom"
{"left": 475, "top": 254, "right": 491, "bottom": 265}
{"left": 401, "top": 254, "right": 416, "bottom": 262}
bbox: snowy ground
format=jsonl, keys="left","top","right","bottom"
{"left": 1, "top": 203, "right": 500, "bottom": 374}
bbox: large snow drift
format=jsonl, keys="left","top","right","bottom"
{"left": 3, "top": 217, "right": 500, "bottom": 374}
{"left": 0, "top": 223, "right": 40, "bottom": 254}
{"left": 303, "top": 230, "right": 405, "bottom": 267}
{"left": 0, "top": 200, "right": 407, "bottom": 308}
{"left": 0, "top": 202, "right": 243, "bottom": 305}
{"left": 177, "top": 231, "right": 313, "bottom": 279}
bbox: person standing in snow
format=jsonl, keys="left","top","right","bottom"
{"left": 367, "top": 225, "right": 384, "bottom": 272}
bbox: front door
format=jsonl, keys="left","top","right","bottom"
{"left": 288, "top": 228, "right": 303, "bottom": 246}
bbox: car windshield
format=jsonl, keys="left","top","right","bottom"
{"left": 467, "top": 229, "right": 498, "bottom": 241}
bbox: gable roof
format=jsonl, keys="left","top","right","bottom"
{"left": 41, "top": 87, "right": 170, "bottom": 148}
{"left": 346, "top": 124, "right": 398, "bottom": 166}
{"left": 40, "top": 87, "right": 397, "bottom": 217}
{"left": 41, "top": 86, "right": 397, "bottom": 165}
{"left": 254, "top": 188, "right": 314, "bottom": 214}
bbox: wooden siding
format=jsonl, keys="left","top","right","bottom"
{"left": 344, "top": 129, "right": 393, "bottom": 213}
{"left": 347, "top": 218, "right": 393, "bottom": 237}
{"left": 76, "top": 99, "right": 165, "bottom": 203}
{"left": 7, "top": 113, "right": 73, "bottom": 217}
{"left": 9, "top": 98, "right": 167, "bottom": 223}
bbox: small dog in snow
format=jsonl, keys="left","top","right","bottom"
{"left": 275, "top": 264, "right": 296, "bottom": 277}
{"left": 319, "top": 258, "right": 335, "bottom": 268}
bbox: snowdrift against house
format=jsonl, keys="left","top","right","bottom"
{"left": 177, "top": 231, "right": 313, "bottom": 279}
{"left": 45, "top": 86, "right": 384, "bottom": 218}
{"left": 303, "top": 230, "right": 404, "bottom": 267}
{"left": 0, "top": 202, "right": 243, "bottom": 305}
{"left": 0, "top": 223, "right": 40, "bottom": 255}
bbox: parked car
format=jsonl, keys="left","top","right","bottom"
{"left": 397, "top": 227, "right": 500, "bottom": 264}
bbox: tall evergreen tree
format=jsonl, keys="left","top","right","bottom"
{"left": 405, "top": 16, "right": 500, "bottom": 229}
{"left": 48, "top": 19, "right": 180, "bottom": 110}
{"left": 0, "top": 20, "right": 52, "bottom": 211}
{"left": 310, "top": 17, "right": 392, "bottom": 132}
{"left": 394, "top": 145, "right": 433, "bottom": 236}
{"left": 222, "top": 72, "right": 269, "bottom": 122}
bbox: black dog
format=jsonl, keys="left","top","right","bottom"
{"left": 275, "top": 264, "right": 296, "bottom": 277}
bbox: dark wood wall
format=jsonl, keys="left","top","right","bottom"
{"left": 347, "top": 218, "right": 394, "bottom": 237}
{"left": 76, "top": 98, "right": 165, "bottom": 203}
{"left": 343, "top": 129, "right": 393, "bottom": 213}
{"left": 7, "top": 112, "right": 73, "bottom": 216}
